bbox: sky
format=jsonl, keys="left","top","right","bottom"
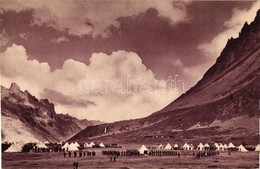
{"left": 0, "top": 0, "right": 259, "bottom": 122}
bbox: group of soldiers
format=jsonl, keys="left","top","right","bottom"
{"left": 63, "top": 149, "right": 220, "bottom": 160}
{"left": 72, "top": 161, "right": 79, "bottom": 169}
{"left": 63, "top": 151, "right": 96, "bottom": 158}
{"left": 149, "top": 150, "right": 181, "bottom": 157}
{"left": 194, "top": 150, "right": 219, "bottom": 158}
{"left": 102, "top": 150, "right": 140, "bottom": 156}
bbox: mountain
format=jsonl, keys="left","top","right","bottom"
{"left": 1, "top": 83, "right": 102, "bottom": 143}
{"left": 68, "top": 10, "right": 260, "bottom": 145}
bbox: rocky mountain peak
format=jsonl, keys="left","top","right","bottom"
{"left": 2, "top": 82, "right": 101, "bottom": 142}
{"left": 9, "top": 82, "right": 21, "bottom": 93}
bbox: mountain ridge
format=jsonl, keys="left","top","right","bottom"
{"left": 1, "top": 83, "right": 102, "bottom": 142}
{"left": 68, "top": 10, "right": 260, "bottom": 145}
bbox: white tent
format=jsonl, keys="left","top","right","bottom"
{"left": 183, "top": 143, "right": 189, "bottom": 150}
{"left": 5, "top": 143, "right": 23, "bottom": 152}
{"left": 138, "top": 145, "right": 149, "bottom": 154}
{"left": 173, "top": 144, "right": 179, "bottom": 148}
{"left": 68, "top": 143, "right": 79, "bottom": 151}
{"left": 99, "top": 142, "right": 105, "bottom": 148}
{"left": 183, "top": 143, "right": 194, "bottom": 150}
{"left": 35, "top": 142, "right": 48, "bottom": 149}
{"left": 214, "top": 143, "right": 219, "bottom": 149}
{"left": 238, "top": 145, "right": 248, "bottom": 152}
{"left": 62, "top": 142, "right": 69, "bottom": 149}
{"left": 157, "top": 144, "right": 164, "bottom": 149}
{"left": 255, "top": 144, "right": 260, "bottom": 151}
{"left": 204, "top": 143, "right": 210, "bottom": 148}
{"left": 223, "top": 144, "right": 228, "bottom": 150}
{"left": 197, "top": 143, "right": 204, "bottom": 151}
{"left": 190, "top": 144, "right": 195, "bottom": 150}
{"left": 74, "top": 142, "right": 80, "bottom": 147}
{"left": 84, "top": 142, "right": 90, "bottom": 147}
{"left": 228, "top": 142, "right": 236, "bottom": 148}
{"left": 164, "top": 143, "right": 172, "bottom": 150}
{"left": 216, "top": 143, "right": 224, "bottom": 151}
{"left": 89, "top": 142, "right": 95, "bottom": 147}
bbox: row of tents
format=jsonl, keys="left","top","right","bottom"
{"left": 4, "top": 141, "right": 107, "bottom": 153}
{"left": 5, "top": 141, "right": 49, "bottom": 152}
{"left": 84, "top": 142, "right": 105, "bottom": 148}
{"left": 4, "top": 141, "right": 260, "bottom": 153}
{"left": 138, "top": 143, "right": 260, "bottom": 154}
{"left": 61, "top": 141, "right": 106, "bottom": 151}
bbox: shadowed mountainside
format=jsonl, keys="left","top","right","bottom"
{"left": 1, "top": 83, "right": 102, "bottom": 142}
{"left": 68, "top": 10, "right": 260, "bottom": 145}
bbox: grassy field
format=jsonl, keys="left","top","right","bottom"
{"left": 2, "top": 150, "right": 259, "bottom": 169}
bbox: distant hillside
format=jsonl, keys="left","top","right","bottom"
{"left": 1, "top": 83, "right": 102, "bottom": 142}
{"left": 68, "top": 10, "right": 260, "bottom": 145}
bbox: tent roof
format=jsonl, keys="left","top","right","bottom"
{"left": 138, "top": 145, "right": 148, "bottom": 154}
{"left": 62, "top": 142, "right": 69, "bottom": 149}
{"left": 183, "top": 143, "right": 190, "bottom": 148}
{"left": 173, "top": 144, "right": 179, "bottom": 148}
{"left": 89, "top": 142, "right": 95, "bottom": 146}
{"left": 35, "top": 142, "right": 48, "bottom": 149}
{"left": 228, "top": 142, "right": 235, "bottom": 148}
{"left": 204, "top": 143, "right": 210, "bottom": 147}
{"left": 99, "top": 143, "right": 105, "bottom": 147}
{"left": 198, "top": 143, "right": 204, "bottom": 147}
{"left": 157, "top": 144, "right": 164, "bottom": 149}
{"left": 238, "top": 144, "right": 248, "bottom": 152}
{"left": 74, "top": 142, "right": 80, "bottom": 147}
{"left": 68, "top": 143, "right": 79, "bottom": 151}
{"left": 5, "top": 143, "right": 22, "bottom": 152}
{"left": 85, "top": 143, "right": 93, "bottom": 147}
{"left": 255, "top": 144, "right": 260, "bottom": 151}
{"left": 164, "top": 143, "right": 172, "bottom": 150}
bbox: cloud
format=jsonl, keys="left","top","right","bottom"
{"left": 0, "top": 44, "right": 182, "bottom": 122}
{"left": 50, "top": 36, "right": 69, "bottom": 44}
{"left": 40, "top": 88, "right": 96, "bottom": 107}
{"left": 171, "top": 58, "right": 184, "bottom": 68}
{"left": 0, "top": 29, "right": 9, "bottom": 48}
{"left": 198, "top": 2, "right": 260, "bottom": 59}
{"left": 18, "top": 33, "right": 28, "bottom": 40}
{"left": 187, "top": 2, "right": 260, "bottom": 85}
{"left": 1, "top": 0, "right": 190, "bottom": 37}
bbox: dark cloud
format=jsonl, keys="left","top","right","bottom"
{"left": 0, "top": 1, "right": 254, "bottom": 90}
{"left": 0, "top": 1, "right": 258, "bottom": 121}
{"left": 41, "top": 88, "right": 96, "bottom": 107}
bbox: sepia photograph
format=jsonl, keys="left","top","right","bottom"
{"left": 0, "top": 0, "right": 259, "bottom": 168}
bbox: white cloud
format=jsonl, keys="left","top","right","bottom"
{"left": 0, "top": 44, "right": 182, "bottom": 122}
{"left": 0, "top": 29, "right": 9, "bottom": 48}
{"left": 1, "top": 0, "right": 190, "bottom": 37}
{"left": 171, "top": 58, "right": 184, "bottom": 68}
{"left": 50, "top": 36, "right": 69, "bottom": 44}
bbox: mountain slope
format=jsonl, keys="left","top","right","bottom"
{"left": 1, "top": 83, "right": 102, "bottom": 142}
{"left": 69, "top": 10, "right": 260, "bottom": 145}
